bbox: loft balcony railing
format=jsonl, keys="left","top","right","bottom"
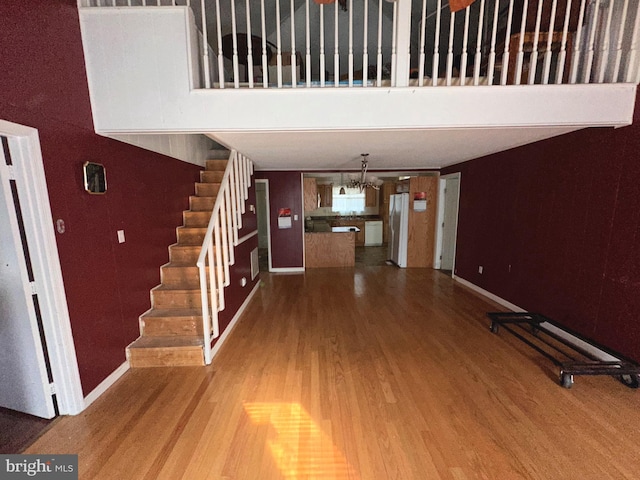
{"left": 83, "top": 0, "right": 640, "bottom": 88}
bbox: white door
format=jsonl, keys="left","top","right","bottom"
{"left": 441, "top": 178, "right": 460, "bottom": 271}
{"left": 0, "top": 140, "right": 56, "bottom": 418}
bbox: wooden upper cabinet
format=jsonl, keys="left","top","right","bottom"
{"left": 365, "top": 187, "right": 378, "bottom": 207}
{"left": 304, "top": 178, "right": 318, "bottom": 212}
{"left": 318, "top": 184, "right": 333, "bottom": 208}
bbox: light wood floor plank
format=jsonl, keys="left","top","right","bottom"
{"left": 26, "top": 268, "right": 640, "bottom": 479}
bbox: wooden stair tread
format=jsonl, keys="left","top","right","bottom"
{"left": 152, "top": 284, "right": 201, "bottom": 293}
{"left": 142, "top": 308, "right": 202, "bottom": 319}
{"left": 128, "top": 335, "right": 203, "bottom": 349}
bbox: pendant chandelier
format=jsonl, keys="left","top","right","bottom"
{"left": 346, "top": 154, "right": 383, "bottom": 192}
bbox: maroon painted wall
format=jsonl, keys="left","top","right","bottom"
{"left": 1, "top": 1, "right": 202, "bottom": 394}
{"left": 254, "top": 171, "right": 304, "bottom": 269}
{"left": 442, "top": 95, "right": 640, "bottom": 361}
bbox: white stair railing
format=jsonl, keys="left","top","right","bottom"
{"left": 84, "top": 0, "right": 640, "bottom": 88}
{"left": 197, "top": 150, "right": 253, "bottom": 365}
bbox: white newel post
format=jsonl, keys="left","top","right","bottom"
{"left": 394, "top": 0, "right": 413, "bottom": 87}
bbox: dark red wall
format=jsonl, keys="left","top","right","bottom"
{"left": 254, "top": 171, "right": 304, "bottom": 269}
{"left": 1, "top": 1, "right": 202, "bottom": 394}
{"left": 442, "top": 96, "right": 640, "bottom": 361}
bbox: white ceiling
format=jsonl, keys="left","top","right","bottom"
{"left": 209, "top": 125, "right": 582, "bottom": 172}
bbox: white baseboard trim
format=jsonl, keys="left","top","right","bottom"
{"left": 83, "top": 361, "right": 130, "bottom": 410}
{"left": 454, "top": 276, "right": 525, "bottom": 312}
{"left": 269, "top": 267, "right": 305, "bottom": 273}
{"left": 209, "top": 281, "right": 260, "bottom": 361}
{"left": 453, "top": 275, "right": 619, "bottom": 363}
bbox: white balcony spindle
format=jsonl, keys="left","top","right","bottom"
{"left": 320, "top": 5, "right": 326, "bottom": 87}
{"left": 527, "top": 0, "right": 545, "bottom": 84}
{"left": 612, "top": 0, "right": 630, "bottom": 82}
{"left": 306, "top": 0, "right": 311, "bottom": 87}
{"left": 514, "top": 0, "right": 529, "bottom": 85}
{"left": 500, "top": 0, "right": 515, "bottom": 85}
{"left": 583, "top": 0, "right": 602, "bottom": 83}
{"left": 246, "top": 0, "right": 254, "bottom": 88}
{"left": 276, "top": 0, "right": 283, "bottom": 88}
{"left": 541, "top": 0, "right": 559, "bottom": 83}
{"left": 597, "top": 0, "right": 616, "bottom": 83}
{"left": 446, "top": 11, "right": 456, "bottom": 86}
{"left": 555, "top": 0, "right": 573, "bottom": 84}
{"left": 391, "top": 0, "right": 399, "bottom": 86}
{"left": 488, "top": 0, "right": 501, "bottom": 85}
{"left": 335, "top": 1, "right": 340, "bottom": 87}
{"left": 201, "top": 0, "right": 211, "bottom": 88}
{"left": 230, "top": 0, "right": 240, "bottom": 88}
{"left": 460, "top": 7, "right": 471, "bottom": 84}
{"left": 363, "top": 0, "right": 369, "bottom": 87}
{"left": 290, "top": 0, "right": 297, "bottom": 88}
{"left": 570, "top": 0, "right": 588, "bottom": 83}
{"left": 473, "top": 0, "right": 486, "bottom": 85}
{"left": 377, "top": 0, "right": 383, "bottom": 86}
{"left": 215, "top": 0, "right": 225, "bottom": 88}
{"left": 432, "top": 0, "right": 443, "bottom": 86}
{"left": 394, "top": 0, "right": 412, "bottom": 86}
{"left": 418, "top": 0, "right": 428, "bottom": 86}
{"left": 625, "top": 0, "right": 640, "bottom": 82}
{"left": 261, "top": 0, "right": 269, "bottom": 87}
{"left": 349, "top": 0, "right": 354, "bottom": 86}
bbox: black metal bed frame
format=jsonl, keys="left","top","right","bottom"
{"left": 487, "top": 312, "right": 640, "bottom": 389}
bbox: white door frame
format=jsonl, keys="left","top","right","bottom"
{"left": 255, "top": 179, "right": 273, "bottom": 271}
{"left": 434, "top": 172, "right": 461, "bottom": 277}
{"left": 0, "top": 120, "right": 85, "bottom": 415}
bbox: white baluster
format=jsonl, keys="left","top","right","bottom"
{"left": 348, "top": 0, "right": 354, "bottom": 86}
{"left": 500, "top": 0, "right": 515, "bottom": 85}
{"left": 225, "top": 185, "right": 234, "bottom": 265}
{"left": 473, "top": 0, "right": 485, "bottom": 85}
{"left": 555, "top": 0, "right": 573, "bottom": 84}
{"left": 363, "top": 0, "right": 369, "bottom": 87}
{"left": 446, "top": 11, "right": 456, "bottom": 86}
{"left": 527, "top": 0, "right": 544, "bottom": 84}
{"left": 514, "top": 0, "right": 529, "bottom": 85}
{"left": 541, "top": 0, "right": 558, "bottom": 84}
{"left": 391, "top": 0, "right": 398, "bottom": 86}
{"left": 460, "top": 6, "right": 471, "bottom": 84}
{"left": 214, "top": 218, "right": 225, "bottom": 311}
{"left": 228, "top": 157, "right": 239, "bottom": 245}
{"left": 320, "top": 4, "right": 326, "bottom": 87}
{"left": 201, "top": 0, "right": 211, "bottom": 88}
{"left": 570, "top": 0, "right": 588, "bottom": 83}
{"left": 612, "top": 0, "right": 630, "bottom": 82}
{"left": 276, "top": 0, "right": 283, "bottom": 88}
{"left": 246, "top": 0, "right": 254, "bottom": 88}
{"left": 377, "top": 0, "right": 383, "bottom": 86}
{"left": 597, "top": 0, "right": 615, "bottom": 83}
{"left": 198, "top": 261, "right": 211, "bottom": 362}
{"left": 207, "top": 245, "right": 219, "bottom": 334}
{"left": 220, "top": 201, "right": 230, "bottom": 287}
{"left": 261, "top": 0, "right": 269, "bottom": 87}
{"left": 230, "top": 0, "right": 240, "bottom": 88}
{"left": 234, "top": 154, "right": 243, "bottom": 229}
{"left": 583, "top": 0, "right": 601, "bottom": 83}
{"left": 290, "top": 0, "right": 297, "bottom": 88}
{"left": 418, "top": 0, "right": 428, "bottom": 87}
{"left": 625, "top": 0, "right": 640, "bottom": 82}
{"left": 432, "top": 0, "right": 443, "bottom": 86}
{"left": 334, "top": 0, "right": 340, "bottom": 87}
{"left": 488, "top": 0, "right": 501, "bottom": 85}
{"left": 306, "top": 0, "right": 311, "bottom": 87}
{"left": 215, "top": 0, "right": 225, "bottom": 88}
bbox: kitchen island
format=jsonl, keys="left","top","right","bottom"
{"left": 304, "top": 227, "right": 360, "bottom": 268}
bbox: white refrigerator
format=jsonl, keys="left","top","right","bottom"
{"left": 388, "top": 193, "right": 409, "bottom": 268}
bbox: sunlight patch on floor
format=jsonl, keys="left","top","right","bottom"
{"left": 244, "top": 402, "right": 359, "bottom": 479}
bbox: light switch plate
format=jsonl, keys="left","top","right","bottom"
{"left": 117, "top": 230, "right": 125, "bottom": 243}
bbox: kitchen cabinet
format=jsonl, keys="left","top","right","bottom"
{"left": 365, "top": 187, "right": 378, "bottom": 207}
{"left": 318, "top": 184, "right": 333, "bottom": 207}
{"left": 304, "top": 178, "right": 318, "bottom": 212}
{"left": 332, "top": 219, "right": 365, "bottom": 246}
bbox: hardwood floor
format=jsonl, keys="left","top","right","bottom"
{"left": 26, "top": 268, "right": 640, "bottom": 479}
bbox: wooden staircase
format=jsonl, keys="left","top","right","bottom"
{"left": 126, "top": 153, "right": 228, "bottom": 367}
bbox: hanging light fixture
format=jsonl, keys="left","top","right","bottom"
{"left": 346, "top": 154, "right": 383, "bottom": 192}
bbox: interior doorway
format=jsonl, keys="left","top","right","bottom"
{"left": 255, "top": 179, "right": 271, "bottom": 272}
{"left": 435, "top": 173, "right": 461, "bottom": 276}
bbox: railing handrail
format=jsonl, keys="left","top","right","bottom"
{"left": 83, "top": 0, "right": 640, "bottom": 88}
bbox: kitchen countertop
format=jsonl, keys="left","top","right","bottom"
{"left": 331, "top": 226, "right": 361, "bottom": 233}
